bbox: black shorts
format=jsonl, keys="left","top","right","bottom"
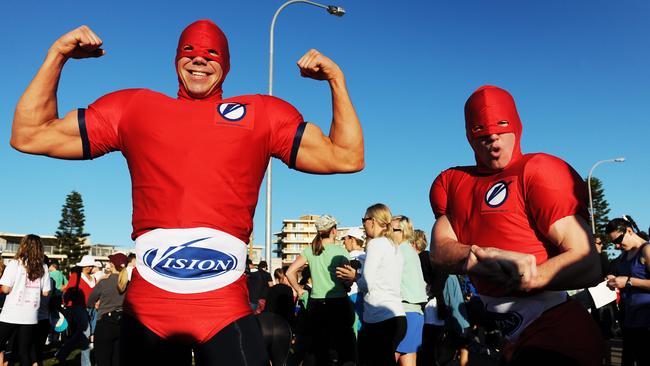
{"left": 120, "top": 313, "right": 268, "bottom": 366}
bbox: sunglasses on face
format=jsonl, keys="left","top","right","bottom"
{"left": 611, "top": 232, "right": 625, "bottom": 245}
{"left": 393, "top": 228, "right": 402, "bottom": 232}
{"left": 362, "top": 217, "right": 372, "bottom": 224}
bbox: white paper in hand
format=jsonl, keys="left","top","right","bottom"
{"left": 588, "top": 280, "right": 617, "bottom": 308}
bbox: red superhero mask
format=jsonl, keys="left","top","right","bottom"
{"left": 176, "top": 20, "right": 230, "bottom": 101}
{"left": 464, "top": 85, "right": 523, "bottom": 169}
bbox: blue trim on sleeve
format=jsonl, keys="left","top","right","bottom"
{"left": 77, "top": 108, "right": 91, "bottom": 160}
{"left": 289, "top": 122, "right": 307, "bottom": 169}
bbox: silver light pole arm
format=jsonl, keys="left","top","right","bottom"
{"left": 265, "top": 0, "right": 346, "bottom": 267}
{"left": 587, "top": 157, "right": 625, "bottom": 235}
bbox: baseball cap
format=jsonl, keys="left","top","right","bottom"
{"left": 108, "top": 253, "right": 128, "bottom": 269}
{"left": 343, "top": 227, "right": 365, "bottom": 241}
{"left": 315, "top": 215, "right": 337, "bottom": 232}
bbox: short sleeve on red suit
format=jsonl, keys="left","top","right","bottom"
{"left": 79, "top": 89, "right": 142, "bottom": 159}
{"left": 430, "top": 171, "right": 449, "bottom": 219}
{"left": 525, "top": 153, "right": 588, "bottom": 236}
{"left": 261, "top": 95, "right": 306, "bottom": 169}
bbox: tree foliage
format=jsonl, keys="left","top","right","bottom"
{"left": 588, "top": 176, "right": 611, "bottom": 248}
{"left": 55, "top": 191, "right": 90, "bottom": 273}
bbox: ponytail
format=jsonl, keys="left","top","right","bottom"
{"left": 117, "top": 267, "right": 129, "bottom": 294}
{"left": 365, "top": 203, "right": 396, "bottom": 244}
{"left": 311, "top": 228, "right": 334, "bottom": 256}
{"left": 623, "top": 215, "right": 640, "bottom": 233}
{"left": 606, "top": 215, "right": 648, "bottom": 240}
{"left": 382, "top": 225, "right": 396, "bottom": 243}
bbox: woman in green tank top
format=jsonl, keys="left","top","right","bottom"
{"left": 286, "top": 215, "right": 356, "bottom": 365}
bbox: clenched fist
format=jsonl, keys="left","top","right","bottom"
{"left": 50, "top": 25, "right": 105, "bottom": 60}
{"left": 297, "top": 49, "right": 343, "bottom": 81}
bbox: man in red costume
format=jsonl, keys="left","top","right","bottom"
{"left": 11, "top": 20, "right": 363, "bottom": 365}
{"left": 429, "top": 85, "right": 604, "bottom": 365}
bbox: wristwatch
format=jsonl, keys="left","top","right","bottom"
{"left": 626, "top": 277, "right": 633, "bottom": 288}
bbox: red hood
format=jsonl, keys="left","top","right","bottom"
{"left": 464, "top": 85, "right": 523, "bottom": 171}
{"left": 175, "top": 19, "right": 230, "bottom": 102}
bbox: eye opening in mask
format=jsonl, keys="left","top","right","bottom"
{"left": 208, "top": 49, "right": 219, "bottom": 56}
{"left": 183, "top": 45, "right": 194, "bottom": 51}
{"left": 471, "top": 125, "right": 484, "bottom": 133}
{"left": 497, "top": 120, "right": 509, "bottom": 126}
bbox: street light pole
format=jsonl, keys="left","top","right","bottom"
{"left": 265, "top": 0, "right": 345, "bottom": 266}
{"left": 587, "top": 157, "right": 625, "bottom": 235}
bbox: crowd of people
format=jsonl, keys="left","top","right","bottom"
{"left": 0, "top": 211, "right": 648, "bottom": 365}
{"left": 0, "top": 235, "right": 131, "bottom": 365}
{"left": 254, "top": 208, "right": 477, "bottom": 366}
{"left": 7, "top": 13, "right": 649, "bottom": 366}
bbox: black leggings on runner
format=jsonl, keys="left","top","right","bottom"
{"left": 0, "top": 322, "right": 36, "bottom": 366}
{"left": 307, "top": 297, "right": 357, "bottom": 366}
{"left": 120, "top": 313, "right": 268, "bottom": 366}
{"left": 258, "top": 312, "right": 292, "bottom": 366}
{"left": 358, "top": 316, "right": 406, "bottom": 366}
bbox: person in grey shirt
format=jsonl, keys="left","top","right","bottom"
{"left": 88, "top": 253, "right": 129, "bottom": 366}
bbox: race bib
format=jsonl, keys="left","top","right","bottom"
{"left": 480, "top": 291, "right": 567, "bottom": 341}
{"left": 17, "top": 278, "right": 41, "bottom": 309}
{"left": 135, "top": 227, "right": 247, "bottom": 294}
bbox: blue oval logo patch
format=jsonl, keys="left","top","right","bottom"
{"left": 143, "top": 237, "right": 238, "bottom": 280}
{"left": 484, "top": 180, "right": 511, "bottom": 208}
{"left": 218, "top": 103, "right": 246, "bottom": 121}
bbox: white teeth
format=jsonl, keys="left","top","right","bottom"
{"left": 191, "top": 71, "right": 207, "bottom": 76}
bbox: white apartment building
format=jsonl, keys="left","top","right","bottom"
{"left": 274, "top": 215, "right": 364, "bottom": 265}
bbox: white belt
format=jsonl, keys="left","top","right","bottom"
{"left": 480, "top": 291, "right": 568, "bottom": 341}
{"left": 135, "top": 227, "right": 247, "bottom": 294}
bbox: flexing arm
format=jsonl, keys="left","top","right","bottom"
{"left": 293, "top": 49, "right": 364, "bottom": 174}
{"left": 10, "top": 25, "right": 104, "bottom": 159}
{"left": 434, "top": 214, "right": 600, "bottom": 292}
{"left": 530, "top": 215, "right": 601, "bottom": 290}
{"left": 431, "top": 215, "right": 537, "bottom": 292}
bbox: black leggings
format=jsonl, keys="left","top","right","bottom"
{"left": 32, "top": 319, "right": 50, "bottom": 364}
{"left": 307, "top": 297, "right": 357, "bottom": 365}
{"left": 258, "top": 312, "right": 292, "bottom": 366}
{"left": 94, "top": 312, "right": 122, "bottom": 366}
{"left": 359, "top": 316, "right": 406, "bottom": 366}
{"left": 0, "top": 322, "right": 36, "bottom": 366}
{"left": 120, "top": 313, "right": 268, "bottom": 366}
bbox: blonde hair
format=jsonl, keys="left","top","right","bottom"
{"left": 365, "top": 203, "right": 395, "bottom": 243}
{"left": 117, "top": 266, "right": 129, "bottom": 294}
{"left": 411, "top": 229, "right": 428, "bottom": 252}
{"left": 392, "top": 215, "right": 414, "bottom": 243}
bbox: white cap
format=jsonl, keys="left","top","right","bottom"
{"left": 343, "top": 227, "right": 365, "bottom": 241}
{"left": 76, "top": 255, "right": 97, "bottom": 267}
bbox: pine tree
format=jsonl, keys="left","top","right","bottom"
{"left": 588, "top": 176, "right": 611, "bottom": 248}
{"left": 55, "top": 191, "right": 90, "bottom": 273}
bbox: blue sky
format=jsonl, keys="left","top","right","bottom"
{"left": 1, "top": 0, "right": 648, "bottom": 250}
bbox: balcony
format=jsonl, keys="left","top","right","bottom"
{"left": 282, "top": 227, "right": 316, "bottom": 234}
{"left": 283, "top": 248, "right": 303, "bottom": 254}
{"left": 278, "top": 238, "right": 312, "bottom": 244}
{"left": 3, "top": 243, "right": 60, "bottom": 256}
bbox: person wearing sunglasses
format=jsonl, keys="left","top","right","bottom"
{"left": 391, "top": 215, "right": 427, "bottom": 366}
{"left": 605, "top": 216, "right": 650, "bottom": 366}
{"left": 339, "top": 204, "right": 406, "bottom": 365}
